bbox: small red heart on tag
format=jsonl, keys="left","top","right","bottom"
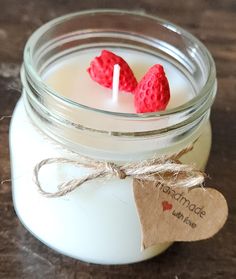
{"left": 162, "top": 201, "right": 172, "bottom": 211}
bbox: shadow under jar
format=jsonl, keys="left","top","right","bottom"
{"left": 10, "top": 10, "right": 217, "bottom": 264}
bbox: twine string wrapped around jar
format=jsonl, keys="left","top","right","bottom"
{"left": 34, "top": 143, "right": 206, "bottom": 198}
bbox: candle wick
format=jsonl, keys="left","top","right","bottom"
{"left": 112, "top": 64, "right": 120, "bottom": 103}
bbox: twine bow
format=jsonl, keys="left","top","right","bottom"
{"left": 34, "top": 144, "right": 206, "bottom": 198}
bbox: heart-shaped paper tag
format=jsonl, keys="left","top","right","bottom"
{"left": 133, "top": 179, "right": 228, "bottom": 249}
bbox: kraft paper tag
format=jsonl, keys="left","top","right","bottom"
{"left": 133, "top": 179, "right": 228, "bottom": 249}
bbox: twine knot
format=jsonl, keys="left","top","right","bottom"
{"left": 106, "top": 162, "right": 127, "bottom": 179}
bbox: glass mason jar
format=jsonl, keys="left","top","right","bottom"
{"left": 10, "top": 10, "right": 217, "bottom": 264}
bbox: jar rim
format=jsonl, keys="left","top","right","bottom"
{"left": 23, "top": 9, "right": 216, "bottom": 120}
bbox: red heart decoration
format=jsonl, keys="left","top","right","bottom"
{"left": 162, "top": 201, "right": 173, "bottom": 211}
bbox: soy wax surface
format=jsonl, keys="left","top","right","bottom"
{"left": 44, "top": 48, "right": 195, "bottom": 112}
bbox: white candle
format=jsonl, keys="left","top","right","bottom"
{"left": 9, "top": 7, "right": 218, "bottom": 265}
{"left": 10, "top": 48, "right": 212, "bottom": 265}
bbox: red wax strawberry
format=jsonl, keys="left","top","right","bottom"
{"left": 87, "top": 50, "right": 137, "bottom": 93}
{"left": 134, "top": 64, "right": 170, "bottom": 113}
